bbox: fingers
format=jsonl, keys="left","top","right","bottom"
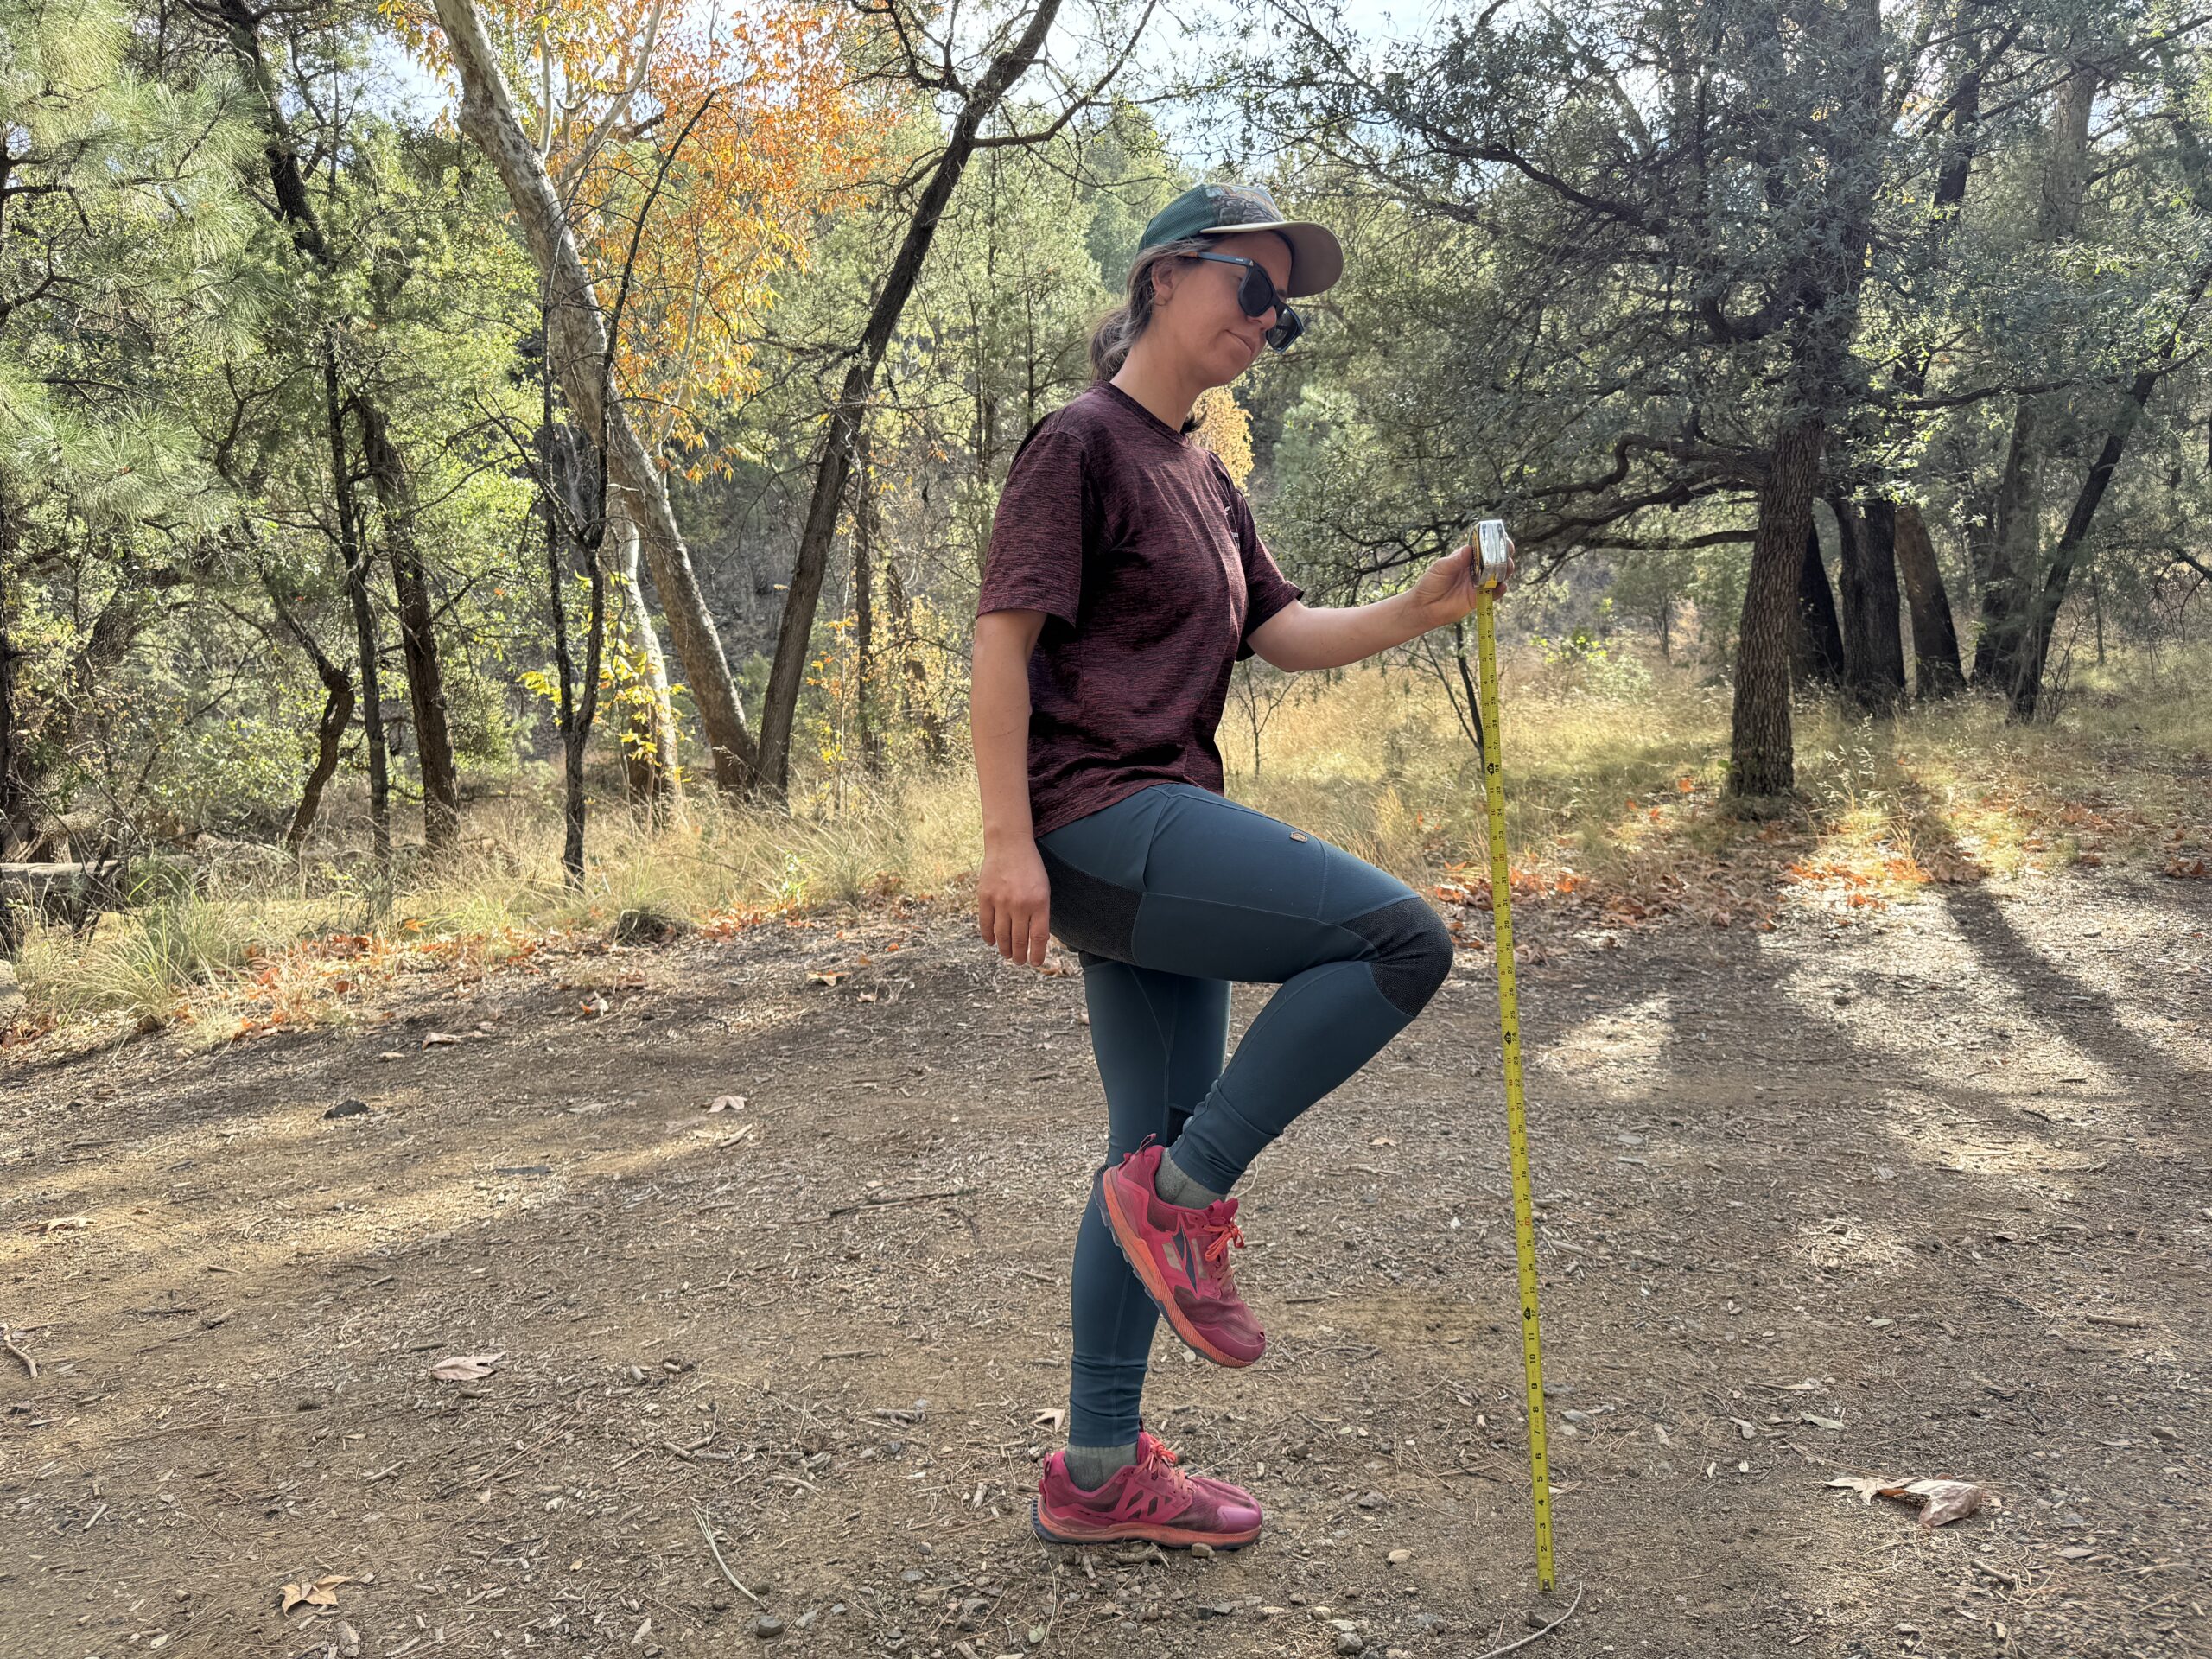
{"left": 1026, "top": 906, "right": 1052, "bottom": 969}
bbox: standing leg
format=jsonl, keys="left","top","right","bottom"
{"left": 1065, "top": 956, "right": 1227, "bottom": 1485}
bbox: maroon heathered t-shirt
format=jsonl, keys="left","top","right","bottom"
{"left": 976, "top": 380, "right": 1304, "bottom": 837}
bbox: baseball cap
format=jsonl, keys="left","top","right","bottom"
{"left": 1135, "top": 182, "right": 1344, "bottom": 298}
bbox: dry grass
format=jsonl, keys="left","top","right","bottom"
{"left": 8, "top": 642, "right": 2206, "bottom": 1047}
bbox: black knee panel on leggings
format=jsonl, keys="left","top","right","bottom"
{"left": 1344, "top": 896, "right": 1453, "bottom": 1016}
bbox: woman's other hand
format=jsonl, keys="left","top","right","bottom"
{"left": 977, "top": 841, "right": 1054, "bottom": 969}
{"left": 1407, "top": 531, "right": 1517, "bottom": 626}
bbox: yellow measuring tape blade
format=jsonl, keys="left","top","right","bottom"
{"left": 1473, "top": 586, "right": 1557, "bottom": 1594}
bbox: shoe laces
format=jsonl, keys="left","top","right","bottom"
{"left": 1195, "top": 1211, "right": 1245, "bottom": 1280}
{"left": 1134, "top": 1431, "right": 1192, "bottom": 1497}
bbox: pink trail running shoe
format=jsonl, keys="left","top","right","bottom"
{"left": 1032, "top": 1429, "right": 1262, "bottom": 1548}
{"left": 1097, "top": 1140, "right": 1264, "bottom": 1368}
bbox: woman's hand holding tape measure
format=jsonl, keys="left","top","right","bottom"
{"left": 1407, "top": 519, "right": 1517, "bottom": 625}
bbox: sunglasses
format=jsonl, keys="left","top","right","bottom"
{"left": 1187, "top": 251, "right": 1305, "bottom": 350}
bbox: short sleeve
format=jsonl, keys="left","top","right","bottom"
{"left": 977, "top": 428, "right": 1091, "bottom": 629}
{"left": 1227, "top": 480, "right": 1303, "bottom": 660}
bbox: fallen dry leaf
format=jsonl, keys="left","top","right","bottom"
{"left": 707, "top": 1095, "right": 747, "bottom": 1113}
{"left": 1031, "top": 1408, "right": 1066, "bottom": 1433}
{"left": 428, "top": 1351, "right": 504, "bottom": 1382}
{"left": 279, "top": 1573, "right": 351, "bottom": 1612}
{"left": 40, "top": 1216, "right": 92, "bottom": 1235}
{"left": 578, "top": 993, "right": 609, "bottom": 1018}
{"left": 422, "top": 1031, "right": 461, "bottom": 1047}
{"left": 1879, "top": 1477, "right": 1988, "bottom": 1529}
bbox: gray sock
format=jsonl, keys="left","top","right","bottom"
{"left": 1065, "top": 1441, "right": 1137, "bottom": 1491}
{"left": 1153, "top": 1147, "right": 1226, "bottom": 1211}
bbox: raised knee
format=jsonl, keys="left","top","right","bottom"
{"left": 1346, "top": 895, "right": 1452, "bottom": 1017}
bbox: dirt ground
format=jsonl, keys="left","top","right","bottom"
{"left": 2, "top": 862, "right": 2208, "bottom": 1659}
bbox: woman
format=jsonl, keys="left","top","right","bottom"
{"left": 970, "top": 181, "right": 1511, "bottom": 1549}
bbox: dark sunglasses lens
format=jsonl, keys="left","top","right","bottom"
{"left": 1237, "top": 265, "right": 1281, "bottom": 320}
{"left": 1266, "top": 306, "right": 1303, "bottom": 350}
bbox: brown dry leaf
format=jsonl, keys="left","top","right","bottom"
{"left": 422, "top": 1031, "right": 462, "bottom": 1047}
{"left": 807, "top": 970, "right": 847, "bottom": 987}
{"left": 428, "top": 1351, "right": 504, "bottom": 1382}
{"left": 40, "top": 1216, "right": 92, "bottom": 1234}
{"left": 578, "top": 993, "right": 609, "bottom": 1018}
{"left": 1879, "top": 1477, "right": 1988, "bottom": 1529}
{"left": 707, "top": 1095, "right": 747, "bottom": 1113}
{"left": 1923, "top": 852, "right": 1984, "bottom": 885}
{"left": 279, "top": 1573, "right": 351, "bottom": 1612}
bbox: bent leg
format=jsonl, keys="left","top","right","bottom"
{"left": 1041, "top": 784, "right": 1452, "bottom": 1199}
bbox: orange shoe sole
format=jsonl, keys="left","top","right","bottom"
{"left": 1097, "top": 1173, "right": 1259, "bottom": 1369}
{"left": 1031, "top": 1500, "right": 1261, "bottom": 1549}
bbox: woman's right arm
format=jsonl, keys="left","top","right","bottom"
{"left": 971, "top": 607, "right": 1052, "bottom": 969}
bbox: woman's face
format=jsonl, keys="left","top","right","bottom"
{"left": 1155, "top": 230, "right": 1294, "bottom": 386}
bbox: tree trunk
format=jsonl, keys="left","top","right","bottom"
{"left": 359, "top": 401, "right": 460, "bottom": 853}
{"left": 1831, "top": 494, "right": 1906, "bottom": 711}
{"left": 2006, "top": 264, "right": 2211, "bottom": 717}
{"left": 605, "top": 503, "right": 679, "bottom": 810}
{"left": 753, "top": 0, "right": 1070, "bottom": 803}
{"left": 1973, "top": 61, "right": 2098, "bottom": 688}
{"left": 0, "top": 482, "right": 27, "bottom": 860}
{"left": 325, "top": 324, "right": 391, "bottom": 868}
{"left": 288, "top": 669, "right": 357, "bottom": 854}
{"left": 432, "top": 0, "right": 757, "bottom": 794}
{"left": 1891, "top": 502, "right": 1965, "bottom": 697}
{"left": 1732, "top": 416, "right": 1826, "bottom": 801}
{"left": 1792, "top": 518, "right": 1846, "bottom": 690}
{"left": 1974, "top": 397, "right": 2044, "bottom": 685}
{"left": 852, "top": 422, "right": 883, "bottom": 776}
{"left": 882, "top": 550, "right": 946, "bottom": 763}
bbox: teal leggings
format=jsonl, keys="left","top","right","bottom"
{"left": 1036, "top": 783, "right": 1452, "bottom": 1446}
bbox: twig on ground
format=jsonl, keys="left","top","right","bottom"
{"left": 2, "top": 1325, "right": 36, "bottom": 1379}
{"left": 810, "top": 1186, "right": 976, "bottom": 1221}
{"left": 694, "top": 1506, "right": 768, "bottom": 1609}
{"left": 1466, "top": 1579, "right": 1585, "bottom": 1659}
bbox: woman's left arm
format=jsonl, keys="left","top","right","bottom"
{"left": 1247, "top": 536, "right": 1516, "bottom": 673}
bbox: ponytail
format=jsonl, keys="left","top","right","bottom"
{"left": 1088, "top": 237, "right": 1214, "bottom": 383}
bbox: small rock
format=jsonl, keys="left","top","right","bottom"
{"left": 1190, "top": 1542, "right": 1215, "bottom": 1560}
{"left": 1524, "top": 1609, "right": 1548, "bottom": 1630}
{"left": 2150, "top": 1426, "right": 2181, "bottom": 1444}
{"left": 796, "top": 1610, "right": 817, "bottom": 1631}
{"left": 336, "top": 1624, "right": 361, "bottom": 1659}
{"left": 1357, "top": 1491, "right": 1387, "bottom": 1509}
{"left": 1333, "top": 1634, "right": 1366, "bottom": 1656}
{"left": 324, "top": 1099, "right": 371, "bottom": 1119}
{"left": 753, "top": 1612, "right": 784, "bottom": 1639}
{"left": 1195, "top": 1602, "right": 1237, "bottom": 1618}
{"left": 1385, "top": 1548, "right": 1413, "bottom": 1566}
{"left": 899, "top": 1568, "right": 925, "bottom": 1584}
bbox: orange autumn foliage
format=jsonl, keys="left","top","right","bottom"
{"left": 385, "top": 0, "right": 890, "bottom": 474}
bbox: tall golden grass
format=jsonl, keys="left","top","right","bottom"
{"left": 9, "top": 641, "right": 2206, "bottom": 1045}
